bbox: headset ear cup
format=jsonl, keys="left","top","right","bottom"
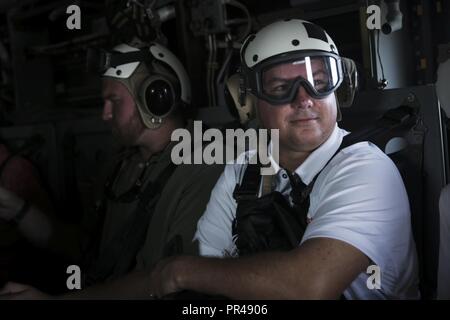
{"left": 141, "top": 76, "right": 176, "bottom": 117}
{"left": 336, "top": 57, "right": 358, "bottom": 109}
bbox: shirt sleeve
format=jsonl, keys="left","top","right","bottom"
{"left": 164, "top": 164, "right": 225, "bottom": 257}
{"left": 134, "top": 162, "right": 227, "bottom": 269}
{"left": 194, "top": 163, "right": 243, "bottom": 257}
{"left": 302, "top": 149, "right": 414, "bottom": 282}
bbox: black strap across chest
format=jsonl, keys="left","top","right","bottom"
{"left": 233, "top": 133, "right": 356, "bottom": 218}
{"left": 231, "top": 129, "right": 382, "bottom": 258}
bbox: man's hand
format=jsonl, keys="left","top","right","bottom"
{"left": 0, "top": 186, "right": 25, "bottom": 221}
{"left": 0, "top": 282, "right": 51, "bottom": 300}
{"left": 149, "top": 256, "right": 185, "bottom": 299}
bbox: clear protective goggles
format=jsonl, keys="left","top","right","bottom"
{"left": 245, "top": 52, "right": 343, "bottom": 105}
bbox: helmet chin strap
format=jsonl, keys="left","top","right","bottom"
{"left": 334, "top": 92, "right": 342, "bottom": 122}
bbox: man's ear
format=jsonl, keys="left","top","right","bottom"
{"left": 225, "top": 74, "right": 257, "bottom": 125}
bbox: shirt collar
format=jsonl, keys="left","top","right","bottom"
{"left": 267, "top": 123, "right": 345, "bottom": 185}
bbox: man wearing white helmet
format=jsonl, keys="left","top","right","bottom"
{"left": 146, "top": 19, "right": 419, "bottom": 299}
{"left": 0, "top": 42, "right": 224, "bottom": 298}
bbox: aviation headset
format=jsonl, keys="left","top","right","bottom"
{"left": 89, "top": 42, "right": 191, "bottom": 129}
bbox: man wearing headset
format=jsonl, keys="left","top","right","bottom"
{"left": 0, "top": 42, "right": 224, "bottom": 297}
{"left": 145, "top": 19, "right": 420, "bottom": 300}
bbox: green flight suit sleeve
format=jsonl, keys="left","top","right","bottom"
{"left": 134, "top": 163, "right": 224, "bottom": 270}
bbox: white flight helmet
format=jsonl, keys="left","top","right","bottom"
{"left": 239, "top": 19, "right": 343, "bottom": 119}
{"left": 102, "top": 42, "right": 191, "bottom": 129}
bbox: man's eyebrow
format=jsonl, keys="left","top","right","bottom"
{"left": 313, "top": 69, "right": 327, "bottom": 76}
{"left": 264, "top": 76, "right": 293, "bottom": 84}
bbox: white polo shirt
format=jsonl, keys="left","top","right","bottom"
{"left": 194, "top": 124, "right": 420, "bottom": 299}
